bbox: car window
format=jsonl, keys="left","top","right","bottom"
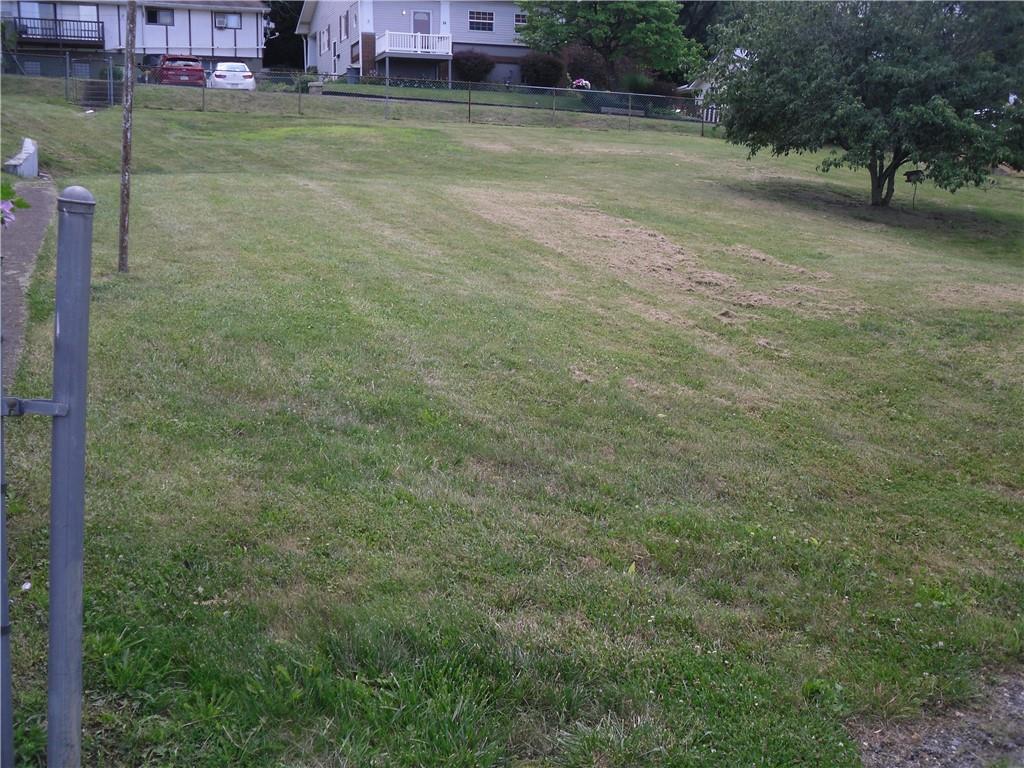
{"left": 217, "top": 63, "right": 249, "bottom": 72}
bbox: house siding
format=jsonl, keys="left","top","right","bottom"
{"left": 301, "top": 0, "right": 530, "bottom": 77}
{"left": 448, "top": 0, "right": 524, "bottom": 47}
{"left": 2, "top": 1, "right": 267, "bottom": 65}
{"left": 374, "top": 1, "right": 441, "bottom": 36}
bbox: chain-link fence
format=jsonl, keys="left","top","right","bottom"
{"left": 3, "top": 54, "right": 722, "bottom": 135}
{"left": 314, "top": 74, "right": 720, "bottom": 133}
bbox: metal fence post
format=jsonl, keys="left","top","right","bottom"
{"left": 107, "top": 55, "right": 113, "bottom": 106}
{"left": 65, "top": 52, "right": 71, "bottom": 102}
{"left": 467, "top": 81, "right": 472, "bottom": 124}
{"left": 552, "top": 88, "right": 556, "bottom": 127}
{"left": 627, "top": 93, "right": 632, "bottom": 132}
{"left": 297, "top": 78, "right": 302, "bottom": 115}
{"left": 1, "top": 391, "right": 11, "bottom": 768}
{"left": 47, "top": 186, "right": 95, "bottom": 768}
{"left": 202, "top": 80, "right": 206, "bottom": 112}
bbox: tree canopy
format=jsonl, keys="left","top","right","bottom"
{"left": 713, "top": 2, "right": 1024, "bottom": 206}
{"left": 518, "top": 1, "right": 703, "bottom": 87}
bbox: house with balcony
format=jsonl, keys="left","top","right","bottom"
{"left": 295, "top": 0, "right": 531, "bottom": 83}
{"left": 1, "top": 1, "right": 270, "bottom": 76}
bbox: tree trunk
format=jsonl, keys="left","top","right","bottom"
{"left": 882, "top": 168, "right": 896, "bottom": 206}
{"left": 118, "top": 0, "right": 136, "bottom": 272}
{"left": 869, "top": 154, "right": 884, "bottom": 206}
{"left": 869, "top": 152, "right": 903, "bottom": 207}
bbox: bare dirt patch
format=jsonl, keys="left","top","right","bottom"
{"left": 452, "top": 188, "right": 861, "bottom": 319}
{"left": 725, "top": 244, "right": 832, "bottom": 280}
{"left": 929, "top": 283, "right": 1024, "bottom": 309}
{"left": 853, "top": 672, "right": 1024, "bottom": 768}
{"left": 451, "top": 188, "right": 736, "bottom": 296}
{"left": 621, "top": 298, "right": 694, "bottom": 327}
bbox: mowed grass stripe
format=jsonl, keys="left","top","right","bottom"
{"left": 2, "top": 90, "right": 1021, "bottom": 766}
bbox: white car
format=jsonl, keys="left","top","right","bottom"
{"left": 208, "top": 62, "right": 256, "bottom": 91}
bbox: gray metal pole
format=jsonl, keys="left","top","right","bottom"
{"left": 1, "top": 363, "right": 11, "bottom": 768}
{"left": 627, "top": 93, "right": 632, "bottom": 132}
{"left": 47, "top": 186, "right": 95, "bottom": 768}
{"left": 65, "top": 51, "right": 71, "bottom": 102}
{"left": 551, "top": 88, "right": 556, "bottom": 127}
{"left": 107, "top": 56, "right": 113, "bottom": 106}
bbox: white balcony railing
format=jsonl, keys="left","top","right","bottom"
{"left": 375, "top": 30, "right": 451, "bottom": 56}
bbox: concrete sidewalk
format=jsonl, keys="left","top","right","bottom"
{"left": 2, "top": 179, "right": 57, "bottom": 388}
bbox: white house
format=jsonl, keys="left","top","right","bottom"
{"left": 1, "top": 1, "right": 271, "bottom": 73}
{"left": 295, "top": 0, "right": 531, "bottom": 83}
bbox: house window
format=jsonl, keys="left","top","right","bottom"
{"left": 61, "top": 4, "right": 99, "bottom": 21}
{"left": 214, "top": 12, "right": 241, "bottom": 29}
{"left": 341, "top": 11, "right": 348, "bottom": 40}
{"left": 19, "top": 3, "right": 56, "bottom": 20}
{"left": 468, "top": 10, "right": 493, "bottom": 31}
{"left": 145, "top": 6, "right": 173, "bottom": 25}
{"left": 350, "top": 41, "right": 359, "bottom": 64}
{"left": 514, "top": 12, "right": 527, "bottom": 27}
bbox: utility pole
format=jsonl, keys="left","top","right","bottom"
{"left": 118, "top": 0, "right": 136, "bottom": 273}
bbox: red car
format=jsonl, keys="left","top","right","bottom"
{"left": 153, "top": 55, "right": 205, "bottom": 87}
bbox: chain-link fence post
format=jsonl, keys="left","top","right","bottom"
{"left": 701, "top": 103, "right": 705, "bottom": 137}
{"left": 467, "top": 80, "right": 472, "bottom": 123}
{"left": 64, "top": 52, "right": 71, "bottom": 102}
{"left": 552, "top": 88, "right": 557, "bottom": 127}
{"left": 297, "top": 75, "right": 303, "bottom": 115}
{"left": 627, "top": 93, "right": 632, "bottom": 132}
{"left": 47, "top": 185, "right": 96, "bottom": 768}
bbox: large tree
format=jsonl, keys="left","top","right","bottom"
{"left": 713, "top": 2, "right": 1024, "bottom": 206}
{"left": 519, "top": 1, "right": 702, "bottom": 85}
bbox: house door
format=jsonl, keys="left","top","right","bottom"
{"left": 412, "top": 11, "right": 430, "bottom": 34}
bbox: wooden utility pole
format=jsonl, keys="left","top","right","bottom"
{"left": 118, "top": 0, "right": 136, "bottom": 273}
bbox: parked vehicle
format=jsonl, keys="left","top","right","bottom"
{"left": 208, "top": 62, "right": 256, "bottom": 91}
{"left": 153, "top": 55, "right": 205, "bottom": 87}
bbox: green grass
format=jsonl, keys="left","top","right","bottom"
{"left": 2, "top": 86, "right": 1022, "bottom": 767}
{"left": 2, "top": 75, "right": 714, "bottom": 135}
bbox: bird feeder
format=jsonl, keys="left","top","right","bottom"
{"left": 904, "top": 169, "right": 925, "bottom": 208}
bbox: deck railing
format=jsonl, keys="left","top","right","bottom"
{"left": 13, "top": 17, "right": 105, "bottom": 46}
{"left": 375, "top": 31, "right": 451, "bottom": 56}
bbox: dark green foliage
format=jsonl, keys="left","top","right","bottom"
{"left": 714, "top": 2, "right": 1024, "bottom": 206}
{"left": 519, "top": 1, "right": 703, "bottom": 87}
{"left": 562, "top": 43, "right": 610, "bottom": 89}
{"left": 521, "top": 52, "right": 565, "bottom": 87}
{"left": 620, "top": 72, "right": 677, "bottom": 97}
{"left": 676, "top": 1, "right": 730, "bottom": 47}
{"left": 452, "top": 50, "right": 495, "bottom": 83}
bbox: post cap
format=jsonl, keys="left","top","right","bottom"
{"left": 57, "top": 186, "right": 96, "bottom": 214}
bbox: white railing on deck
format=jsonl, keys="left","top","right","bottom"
{"left": 375, "top": 31, "right": 452, "bottom": 55}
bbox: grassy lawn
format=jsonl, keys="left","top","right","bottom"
{"left": 2, "top": 85, "right": 1022, "bottom": 767}
{"left": 321, "top": 80, "right": 593, "bottom": 112}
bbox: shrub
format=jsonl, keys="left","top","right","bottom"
{"left": 619, "top": 72, "right": 652, "bottom": 94}
{"left": 618, "top": 72, "right": 677, "bottom": 97}
{"left": 452, "top": 50, "right": 494, "bottom": 82}
{"left": 561, "top": 44, "right": 610, "bottom": 90}
{"left": 520, "top": 52, "right": 564, "bottom": 87}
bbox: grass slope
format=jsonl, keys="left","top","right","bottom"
{"left": 2, "top": 88, "right": 1022, "bottom": 767}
